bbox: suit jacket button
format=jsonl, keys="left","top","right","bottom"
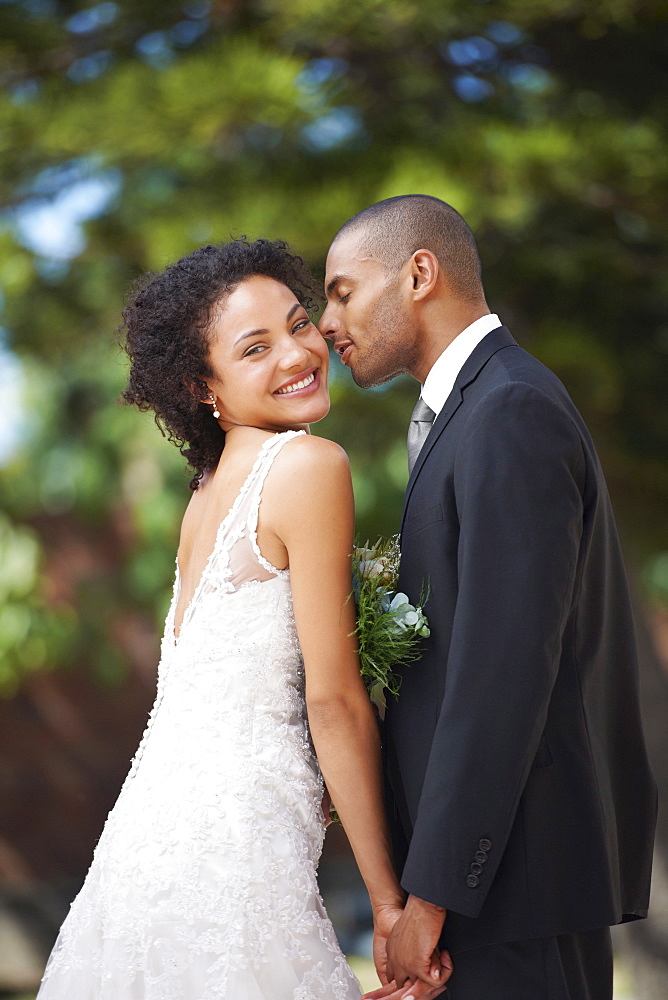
{"left": 470, "top": 862, "right": 483, "bottom": 875}
{"left": 479, "top": 838, "right": 492, "bottom": 851}
{"left": 474, "top": 851, "right": 488, "bottom": 864}
{"left": 466, "top": 874, "right": 480, "bottom": 888}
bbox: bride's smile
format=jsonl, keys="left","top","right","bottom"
{"left": 273, "top": 365, "right": 319, "bottom": 396}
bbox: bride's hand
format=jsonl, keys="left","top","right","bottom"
{"left": 369, "top": 902, "right": 404, "bottom": 987}
{"left": 361, "top": 979, "right": 418, "bottom": 999}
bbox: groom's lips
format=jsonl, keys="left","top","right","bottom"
{"left": 335, "top": 341, "right": 354, "bottom": 365}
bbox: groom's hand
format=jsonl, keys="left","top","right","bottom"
{"left": 386, "top": 895, "right": 452, "bottom": 996}
{"left": 321, "top": 786, "right": 334, "bottom": 828}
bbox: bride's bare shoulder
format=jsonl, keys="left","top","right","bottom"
{"left": 264, "top": 433, "right": 352, "bottom": 511}
{"left": 267, "top": 434, "right": 353, "bottom": 534}
{"left": 276, "top": 432, "right": 350, "bottom": 477}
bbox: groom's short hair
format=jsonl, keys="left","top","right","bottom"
{"left": 335, "top": 195, "right": 484, "bottom": 301}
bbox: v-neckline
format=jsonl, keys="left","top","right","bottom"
{"left": 171, "top": 433, "right": 279, "bottom": 644}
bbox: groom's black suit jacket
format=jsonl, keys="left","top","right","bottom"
{"left": 384, "top": 326, "right": 656, "bottom": 954}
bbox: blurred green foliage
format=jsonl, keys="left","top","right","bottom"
{"left": 0, "top": 0, "right": 666, "bottom": 693}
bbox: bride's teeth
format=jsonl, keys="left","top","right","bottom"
{"left": 277, "top": 372, "right": 315, "bottom": 394}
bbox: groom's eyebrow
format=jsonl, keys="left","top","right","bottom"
{"left": 233, "top": 303, "right": 302, "bottom": 345}
{"left": 326, "top": 274, "right": 354, "bottom": 296}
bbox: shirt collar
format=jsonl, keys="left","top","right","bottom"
{"left": 421, "top": 313, "right": 502, "bottom": 416}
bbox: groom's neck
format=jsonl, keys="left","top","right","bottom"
{"left": 411, "top": 297, "right": 491, "bottom": 383}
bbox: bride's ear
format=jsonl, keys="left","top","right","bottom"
{"left": 184, "top": 376, "right": 212, "bottom": 405}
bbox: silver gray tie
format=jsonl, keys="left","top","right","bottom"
{"left": 407, "top": 396, "right": 436, "bottom": 474}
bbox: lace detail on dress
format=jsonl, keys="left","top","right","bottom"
{"left": 227, "top": 429, "right": 298, "bottom": 583}
{"left": 37, "top": 431, "right": 362, "bottom": 1000}
{"left": 246, "top": 446, "right": 292, "bottom": 579}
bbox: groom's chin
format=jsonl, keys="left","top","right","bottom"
{"left": 351, "top": 367, "right": 399, "bottom": 389}
{"left": 348, "top": 365, "right": 400, "bottom": 389}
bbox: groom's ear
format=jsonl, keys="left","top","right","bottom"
{"left": 410, "top": 249, "right": 440, "bottom": 300}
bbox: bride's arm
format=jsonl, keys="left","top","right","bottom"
{"left": 269, "top": 435, "right": 405, "bottom": 927}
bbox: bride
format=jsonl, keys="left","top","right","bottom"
{"left": 36, "top": 238, "right": 441, "bottom": 1000}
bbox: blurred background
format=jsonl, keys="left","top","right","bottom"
{"left": 0, "top": 0, "right": 666, "bottom": 996}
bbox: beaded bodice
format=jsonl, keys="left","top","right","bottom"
{"left": 121, "top": 430, "right": 307, "bottom": 791}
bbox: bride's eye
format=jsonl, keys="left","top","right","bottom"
{"left": 244, "top": 344, "right": 267, "bottom": 357}
{"left": 292, "top": 318, "right": 311, "bottom": 334}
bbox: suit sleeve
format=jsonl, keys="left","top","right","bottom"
{"left": 400, "top": 382, "right": 586, "bottom": 916}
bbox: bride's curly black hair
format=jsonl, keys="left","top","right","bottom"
{"left": 121, "top": 239, "right": 320, "bottom": 489}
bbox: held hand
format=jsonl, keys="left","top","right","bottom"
{"left": 386, "top": 895, "right": 452, "bottom": 996}
{"left": 362, "top": 953, "right": 451, "bottom": 1000}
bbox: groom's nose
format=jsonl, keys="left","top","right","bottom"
{"left": 317, "top": 305, "right": 337, "bottom": 340}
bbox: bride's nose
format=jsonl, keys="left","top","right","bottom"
{"left": 279, "top": 336, "right": 312, "bottom": 370}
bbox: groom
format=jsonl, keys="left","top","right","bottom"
{"left": 319, "top": 195, "right": 657, "bottom": 1000}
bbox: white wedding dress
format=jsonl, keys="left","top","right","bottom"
{"left": 37, "top": 430, "right": 362, "bottom": 1000}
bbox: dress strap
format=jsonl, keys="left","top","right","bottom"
{"left": 246, "top": 430, "right": 306, "bottom": 577}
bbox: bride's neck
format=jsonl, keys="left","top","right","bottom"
{"left": 221, "top": 422, "right": 310, "bottom": 439}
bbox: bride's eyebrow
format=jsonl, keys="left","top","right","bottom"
{"left": 233, "top": 303, "right": 303, "bottom": 346}
{"left": 285, "top": 302, "right": 304, "bottom": 322}
{"left": 234, "top": 327, "right": 268, "bottom": 345}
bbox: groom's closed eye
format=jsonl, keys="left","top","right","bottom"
{"left": 325, "top": 273, "right": 356, "bottom": 298}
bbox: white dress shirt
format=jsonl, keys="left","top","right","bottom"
{"left": 421, "top": 314, "right": 502, "bottom": 416}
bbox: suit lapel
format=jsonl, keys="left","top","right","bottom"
{"left": 400, "top": 327, "right": 517, "bottom": 530}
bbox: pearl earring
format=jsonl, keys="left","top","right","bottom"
{"left": 210, "top": 395, "right": 220, "bottom": 420}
